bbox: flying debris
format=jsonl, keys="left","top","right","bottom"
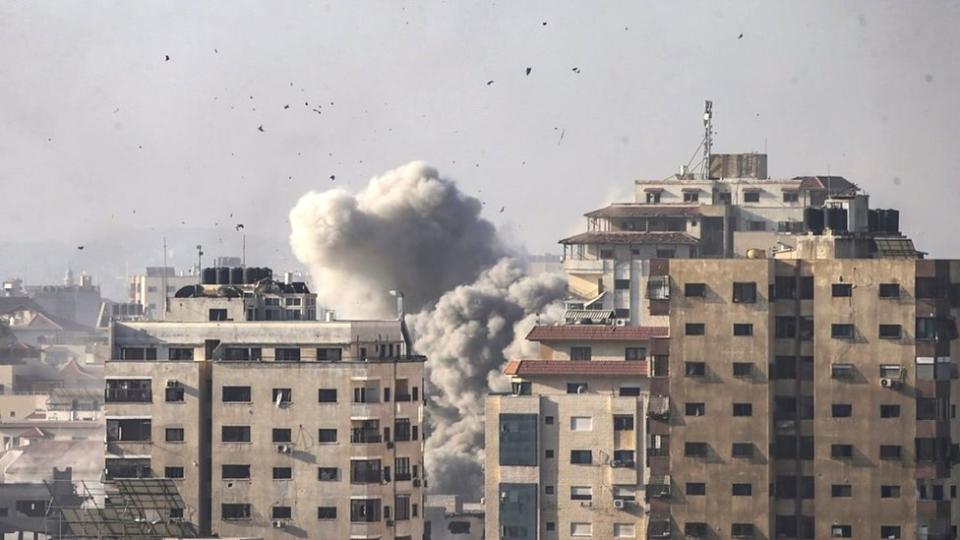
{"left": 257, "top": 125, "right": 264, "bottom": 132}
{"left": 499, "top": 206, "right": 505, "bottom": 213}
{"left": 557, "top": 128, "right": 566, "bottom": 145}
{"left": 525, "top": 67, "right": 532, "bottom": 76}
{"left": 329, "top": 175, "right": 335, "bottom": 181}
{"left": 164, "top": 55, "right": 170, "bottom": 61}
{"left": 235, "top": 224, "right": 244, "bottom": 231}
{"left": 283, "top": 104, "right": 290, "bottom": 109}
{"left": 542, "top": 21, "right": 547, "bottom": 26}
{"left": 214, "top": 48, "right": 218, "bottom": 53}
{"left": 738, "top": 33, "right": 744, "bottom": 39}
{"left": 486, "top": 80, "right": 494, "bottom": 85}
{"left": 571, "top": 67, "right": 580, "bottom": 73}
{"left": 76, "top": 246, "right": 84, "bottom": 250}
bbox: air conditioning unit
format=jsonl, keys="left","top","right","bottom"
{"left": 615, "top": 319, "right": 628, "bottom": 327}
{"left": 880, "top": 377, "right": 900, "bottom": 389}
{"left": 276, "top": 444, "right": 291, "bottom": 454}
{"left": 386, "top": 441, "right": 394, "bottom": 449}
{"left": 613, "top": 498, "right": 625, "bottom": 509}
{"left": 166, "top": 380, "right": 181, "bottom": 388}
{"left": 412, "top": 478, "right": 421, "bottom": 487}
{"left": 610, "top": 460, "right": 623, "bottom": 468}
{"left": 272, "top": 520, "right": 287, "bottom": 528}
{"left": 385, "top": 519, "right": 394, "bottom": 526}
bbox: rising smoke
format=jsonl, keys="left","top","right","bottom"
{"left": 289, "top": 161, "right": 567, "bottom": 497}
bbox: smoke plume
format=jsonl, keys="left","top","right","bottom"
{"left": 289, "top": 161, "right": 504, "bottom": 318}
{"left": 289, "top": 162, "right": 567, "bottom": 498}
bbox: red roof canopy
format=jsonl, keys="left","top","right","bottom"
{"left": 504, "top": 359, "right": 649, "bottom": 377}
{"left": 527, "top": 325, "right": 668, "bottom": 342}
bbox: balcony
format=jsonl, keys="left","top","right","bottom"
{"left": 351, "top": 430, "right": 382, "bottom": 444}
{"left": 104, "top": 389, "right": 152, "bottom": 403}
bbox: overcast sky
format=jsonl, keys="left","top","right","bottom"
{"left": 2, "top": 1, "right": 958, "bottom": 294}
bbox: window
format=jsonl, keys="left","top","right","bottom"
{"left": 318, "top": 467, "right": 339, "bottom": 481}
{"left": 733, "top": 323, "right": 753, "bottom": 336}
{"left": 612, "top": 485, "right": 636, "bottom": 501}
{"left": 222, "top": 386, "right": 251, "bottom": 402}
{"left": 272, "top": 388, "right": 292, "bottom": 404}
{"left": 272, "top": 428, "right": 292, "bottom": 443}
{"left": 545, "top": 522, "right": 556, "bottom": 532}
{"left": 571, "top": 522, "right": 593, "bottom": 537}
{"left": 275, "top": 347, "right": 301, "bottom": 362}
{"left": 165, "top": 384, "right": 184, "bottom": 402}
{"left": 880, "top": 404, "right": 901, "bottom": 418}
{"left": 732, "top": 523, "right": 755, "bottom": 538}
{"left": 570, "top": 347, "right": 592, "bottom": 361}
{"left": 832, "top": 444, "right": 853, "bottom": 458}
{"left": 272, "top": 506, "right": 292, "bottom": 519}
{"left": 545, "top": 449, "right": 554, "bottom": 459}
{"left": 645, "top": 191, "right": 661, "bottom": 203}
{"left": 782, "top": 191, "right": 799, "bottom": 203}
{"left": 570, "top": 486, "right": 593, "bottom": 500}
{"left": 831, "top": 484, "right": 852, "bottom": 497}
{"left": 512, "top": 381, "right": 531, "bottom": 395}
{"left": 272, "top": 467, "right": 292, "bottom": 480}
{"left": 832, "top": 323, "right": 855, "bottom": 339}
{"left": 222, "top": 465, "right": 250, "bottom": 479}
{"left": 614, "top": 523, "right": 636, "bottom": 538}
{"left": 316, "top": 348, "right": 342, "bottom": 362}
{"left": 832, "top": 283, "right": 852, "bottom": 297}
{"left": 683, "top": 191, "right": 699, "bottom": 203}
{"left": 774, "top": 356, "right": 797, "bottom": 379}
{"left": 881, "top": 485, "right": 901, "bottom": 498}
{"left": 318, "top": 505, "right": 337, "bottom": 520}
{"left": 879, "top": 324, "right": 902, "bottom": 339}
{"left": 916, "top": 277, "right": 939, "bottom": 299}
{"left": 395, "top": 494, "right": 411, "bottom": 521}
{"left": 318, "top": 388, "right": 337, "bottom": 403}
{"left": 832, "top": 404, "right": 852, "bottom": 418}
{"left": 685, "top": 442, "right": 708, "bottom": 457}
{"left": 619, "top": 385, "right": 641, "bottom": 396}
{"left": 543, "top": 416, "right": 554, "bottom": 425}
{"left": 394, "top": 457, "right": 411, "bottom": 480}
{"left": 718, "top": 192, "right": 732, "bottom": 203}
{"left": 748, "top": 220, "right": 765, "bottom": 231}
{"left": 350, "top": 499, "right": 381, "bottom": 522}
{"left": 600, "top": 249, "right": 615, "bottom": 259}
{"left": 685, "top": 402, "right": 706, "bottom": 416}
{"left": 318, "top": 429, "right": 337, "bottom": 443}
{"left": 395, "top": 418, "right": 413, "bottom": 440}
{"left": 879, "top": 283, "right": 900, "bottom": 298}
{"left": 106, "top": 419, "right": 152, "bottom": 442}
{"left": 613, "top": 415, "right": 634, "bottom": 431}
{"left": 686, "top": 482, "right": 706, "bottom": 495}
{"left": 743, "top": 191, "right": 760, "bottom": 203}
{"left": 544, "top": 485, "right": 555, "bottom": 495}
{"left": 916, "top": 317, "right": 937, "bottom": 340}
{"left": 733, "top": 403, "right": 753, "bottom": 417}
{"left": 733, "top": 282, "right": 757, "bottom": 303}
{"left": 165, "top": 428, "right": 184, "bottom": 442}
{"left": 917, "top": 398, "right": 940, "bottom": 420}
{"left": 732, "top": 443, "right": 753, "bottom": 458}
{"left": 625, "top": 347, "right": 646, "bottom": 361}
{"left": 221, "top": 426, "right": 250, "bottom": 443}
{"left": 614, "top": 278, "right": 630, "bottom": 290}
{"left": 119, "top": 347, "right": 158, "bottom": 361}
{"left": 831, "top": 525, "right": 852, "bottom": 538}
{"left": 567, "top": 383, "right": 588, "bottom": 394}
{"left": 570, "top": 450, "right": 592, "bottom": 464}
{"left": 168, "top": 348, "right": 194, "bottom": 360}
{"left": 685, "top": 323, "right": 705, "bottom": 335}
{"left": 685, "top": 362, "right": 706, "bottom": 376}
{"left": 209, "top": 309, "right": 228, "bottom": 321}
{"left": 685, "top": 523, "right": 709, "bottom": 537}
{"left": 831, "top": 363, "right": 854, "bottom": 378}
{"left": 733, "top": 362, "right": 752, "bottom": 377}
{"left": 880, "top": 445, "right": 902, "bottom": 460}
{"left": 164, "top": 466, "right": 184, "bottom": 479}
{"left": 222, "top": 503, "right": 251, "bottom": 520}
{"left": 880, "top": 526, "right": 901, "bottom": 539}
{"left": 732, "top": 483, "right": 752, "bottom": 496}
{"left": 685, "top": 283, "right": 706, "bottom": 297}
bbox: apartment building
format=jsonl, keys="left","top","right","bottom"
{"left": 105, "top": 269, "right": 426, "bottom": 539}
{"left": 485, "top": 325, "right": 665, "bottom": 540}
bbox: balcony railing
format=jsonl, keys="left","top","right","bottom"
{"left": 351, "top": 430, "right": 382, "bottom": 444}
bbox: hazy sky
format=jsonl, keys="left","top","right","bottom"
{"left": 2, "top": 1, "right": 958, "bottom": 294}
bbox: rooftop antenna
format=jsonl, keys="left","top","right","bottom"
{"left": 196, "top": 244, "right": 204, "bottom": 284}
{"left": 241, "top": 234, "right": 246, "bottom": 268}
{"left": 702, "top": 100, "right": 713, "bottom": 180}
{"left": 162, "top": 238, "right": 168, "bottom": 316}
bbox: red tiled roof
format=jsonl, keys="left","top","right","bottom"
{"left": 558, "top": 231, "right": 698, "bottom": 245}
{"left": 584, "top": 205, "right": 702, "bottom": 219}
{"left": 794, "top": 175, "right": 859, "bottom": 193}
{"left": 526, "top": 325, "right": 668, "bottom": 342}
{"left": 504, "top": 359, "right": 649, "bottom": 377}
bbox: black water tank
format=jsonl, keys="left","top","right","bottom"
{"left": 805, "top": 207, "right": 825, "bottom": 235}
{"left": 201, "top": 267, "right": 217, "bottom": 285}
{"left": 826, "top": 207, "right": 848, "bottom": 233}
{"left": 884, "top": 209, "right": 900, "bottom": 234}
{"left": 244, "top": 267, "right": 257, "bottom": 284}
{"left": 230, "top": 267, "right": 244, "bottom": 284}
{"left": 867, "top": 209, "right": 880, "bottom": 232}
{"left": 216, "top": 267, "right": 231, "bottom": 285}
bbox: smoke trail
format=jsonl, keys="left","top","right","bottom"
{"left": 289, "top": 162, "right": 567, "bottom": 497}
{"left": 289, "top": 161, "right": 505, "bottom": 319}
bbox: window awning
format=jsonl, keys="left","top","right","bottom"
{"left": 742, "top": 187, "right": 762, "bottom": 193}
{"left": 644, "top": 187, "right": 664, "bottom": 192}
{"left": 681, "top": 187, "right": 701, "bottom": 192}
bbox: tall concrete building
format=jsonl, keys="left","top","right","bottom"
{"left": 105, "top": 268, "right": 426, "bottom": 539}
{"left": 488, "top": 148, "right": 956, "bottom": 538}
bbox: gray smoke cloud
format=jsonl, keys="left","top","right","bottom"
{"left": 289, "top": 161, "right": 504, "bottom": 319}
{"left": 289, "top": 161, "right": 567, "bottom": 498}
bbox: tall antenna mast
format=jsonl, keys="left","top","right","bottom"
{"left": 702, "top": 100, "right": 713, "bottom": 179}
{"left": 161, "top": 238, "right": 168, "bottom": 317}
